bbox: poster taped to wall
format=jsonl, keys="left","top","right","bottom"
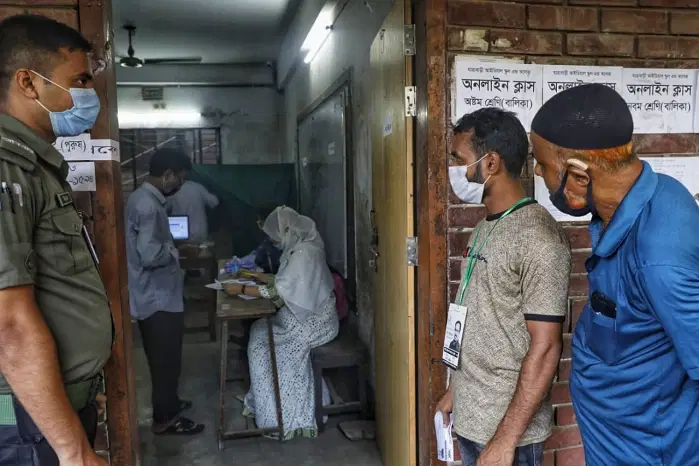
{"left": 453, "top": 57, "right": 543, "bottom": 131}
{"left": 54, "top": 137, "right": 120, "bottom": 162}
{"left": 542, "top": 65, "right": 622, "bottom": 102}
{"left": 622, "top": 68, "right": 696, "bottom": 134}
{"left": 66, "top": 162, "right": 96, "bottom": 191}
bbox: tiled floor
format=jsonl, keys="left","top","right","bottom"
{"left": 132, "top": 315, "right": 383, "bottom": 466}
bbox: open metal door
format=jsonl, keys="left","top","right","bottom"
{"left": 370, "top": 0, "right": 416, "bottom": 465}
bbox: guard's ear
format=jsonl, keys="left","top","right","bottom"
{"left": 15, "top": 69, "right": 40, "bottom": 100}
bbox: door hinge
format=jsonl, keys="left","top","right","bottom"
{"left": 404, "top": 24, "right": 416, "bottom": 56}
{"left": 406, "top": 236, "right": 418, "bottom": 266}
{"left": 404, "top": 86, "right": 416, "bottom": 117}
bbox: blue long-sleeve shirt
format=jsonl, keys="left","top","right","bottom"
{"left": 570, "top": 162, "right": 699, "bottom": 465}
{"left": 125, "top": 182, "right": 184, "bottom": 320}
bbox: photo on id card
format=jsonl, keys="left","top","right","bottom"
{"left": 442, "top": 303, "right": 467, "bottom": 369}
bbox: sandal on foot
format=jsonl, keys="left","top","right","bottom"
{"left": 153, "top": 417, "right": 205, "bottom": 436}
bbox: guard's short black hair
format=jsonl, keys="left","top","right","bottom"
{"left": 0, "top": 15, "right": 92, "bottom": 102}
{"left": 149, "top": 148, "right": 192, "bottom": 177}
{"left": 453, "top": 108, "right": 528, "bottom": 177}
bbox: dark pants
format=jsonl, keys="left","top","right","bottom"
{"left": 138, "top": 311, "right": 185, "bottom": 425}
{"left": 457, "top": 435, "right": 544, "bottom": 466}
{"left": 0, "top": 397, "right": 98, "bottom": 465}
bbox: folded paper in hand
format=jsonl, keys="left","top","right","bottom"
{"left": 434, "top": 411, "right": 454, "bottom": 462}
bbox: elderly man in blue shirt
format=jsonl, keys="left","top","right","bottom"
{"left": 125, "top": 148, "right": 205, "bottom": 436}
{"left": 531, "top": 83, "right": 699, "bottom": 465}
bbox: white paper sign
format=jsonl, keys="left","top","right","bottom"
{"left": 434, "top": 412, "right": 454, "bottom": 462}
{"left": 89, "top": 139, "right": 120, "bottom": 161}
{"left": 66, "top": 162, "right": 96, "bottom": 192}
{"left": 454, "top": 58, "right": 543, "bottom": 131}
{"left": 328, "top": 142, "right": 336, "bottom": 156}
{"left": 442, "top": 303, "right": 467, "bottom": 369}
{"left": 623, "top": 68, "right": 696, "bottom": 134}
{"left": 534, "top": 175, "right": 591, "bottom": 223}
{"left": 543, "top": 65, "right": 622, "bottom": 103}
{"left": 383, "top": 114, "right": 393, "bottom": 137}
{"left": 54, "top": 134, "right": 91, "bottom": 160}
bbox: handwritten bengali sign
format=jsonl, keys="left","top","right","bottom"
{"left": 66, "top": 162, "right": 96, "bottom": 192}
{"left": 622, "top": 69, "right": 696, "bottom": 134}
{"left": 454, "top": 58, "right": 543, "bottom": 131}
{"left": 54, "top": 134, "right": 91, "bottom": 160}
{"left": 542, "top": 65, "right": 622, "bottom": 103}
{"left": 89, "top": 139, "right": 120, "bottom": 161}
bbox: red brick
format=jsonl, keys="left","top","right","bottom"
{"left": 640, "top": 0, "right": 699, "bottom": 6}
{"left": 448, "top": 231, "right": 472, "bottom": 258}
{"left": 638, "top": 36, "right": 699, "bottom": 59}
{"left": 571, "top": 0, "right": 634, "bottom": 4}
{"left": 448, "top": 205, "right": 487, "bottom": 228}
{"left": 569, "top": 274, "right": 588, "bottom": 297}
{"left": 28, "top": 7, "right": 78, "bottom": 29}
{"left": 567, "top": 34, "right": 635, "bottom": 57}
{"left": 0, "top": 0, "right": 76, "bottom": 4}
{"left": 544, "top": 426, "right": 582, "bottom": 450}
{"left": 449, "top": 1, "right": 526, "bottom": 28}
{"left": 542, "top": 451, "right": 555, "bottom": 466}
{"left": 571, "top": 251, "right": 588, "bottom": 274}
{"left": 562, "top": 334, "right": 573, "bottom": 358}
{"left": 0, "top": 6, "right": 23, "bottom": 19}
{"left": 565, "top": 226, "right": 590, "bottom": 249}
{"left": 490, "top": 29, "right": 563, "bottom": 55}
{"left": 555, "top": 404, "right": 577, "bottom": 425}
{"left": 602, "top": 9, "right": 667, "bottom": 34}
{"left": 556, "top": 446, "right": 586, "bottom": 466}
{"left": 448, "top": 27, "right": 490, "bottom": 52}
{"left": 449, "top": 259, "right": 463, "bottom": 281}
{"left": 527, "top": 56, "right": 596, "bottom": 66}
{"left": 671, "top": 11, "right": 699, "bottom": 35}
{"left": 528, "top": 5, "right": 598, "bottom": 31}
{"left": 597, "top": 58, "right": 699, "bottom": 68}
{"left": 633, "top": 133, "right": 697, "bottom": 154}
{"left": 551, "top": 382, "right": 571, "bottom": 404}
{"left": 570, "top": 298, "right": 586, "bottom": 331}
{"left": 449, "top": 282, "right": 459, "bottom": 303}
{"left": 558, "top": 359, "right": 572, "bottom": 383}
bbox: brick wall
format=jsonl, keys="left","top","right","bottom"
{"left": 444, "top": 1, "right": 699, "bottom": 464}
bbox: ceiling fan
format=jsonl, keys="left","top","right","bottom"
{"left": 118, "top": 25, "right": 202, "bottom": 68}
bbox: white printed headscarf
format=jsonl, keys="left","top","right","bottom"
{"left": 262, "top": 206, "right": 334, "bottom": 322}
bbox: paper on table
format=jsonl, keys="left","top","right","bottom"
{"left": 237, "top": 294, "right": 258, "bottom": 300}
{"left": 434, "top": 412, "right": 454, "bottom": 462}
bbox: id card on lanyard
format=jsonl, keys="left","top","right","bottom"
{"left": 441, "top": 197, "right": 531, "bottom": 369}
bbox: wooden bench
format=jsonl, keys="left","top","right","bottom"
{"left": 311, "top": 326, "right": 369, "bottom": 433}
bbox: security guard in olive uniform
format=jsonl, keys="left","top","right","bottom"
{"left": 0, "top": 15, "right": 112, "bottom": 466}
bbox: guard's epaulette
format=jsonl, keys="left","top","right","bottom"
{"left": 0, "top": 135, "right": 37, "bottom": 172}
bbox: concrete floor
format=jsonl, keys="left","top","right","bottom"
{"left": 132, "top": 314, "right": 383, "bottom": 466}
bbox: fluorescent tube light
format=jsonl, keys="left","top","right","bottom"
{"left": 300, "top": 9, "right": 334, "bottom": 65}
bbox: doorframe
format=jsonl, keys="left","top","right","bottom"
{"left": 295, "top": 70, "right": 357, "bottom": 307}
{"left": 413, "top": 0, "right": 449, "bottom": 464}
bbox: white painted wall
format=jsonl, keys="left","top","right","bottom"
{"left": 281, "top": 0, "right": 393, "bottom": 365}
{"left": 117, "top": 86, "right": 282, "bottom": 164}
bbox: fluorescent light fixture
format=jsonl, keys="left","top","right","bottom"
{"left": 118, "top": 110, "right": 202, "bottom": 126}
{"left": 301, "top": 8, "right": 334, "bottom": 64}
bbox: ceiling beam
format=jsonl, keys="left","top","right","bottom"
{"left": 115, "top": 63, "right": 275, "bottom": 87}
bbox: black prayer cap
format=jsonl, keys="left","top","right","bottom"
{"left": 531, "top": 83, "right": 633, "bottom": 150}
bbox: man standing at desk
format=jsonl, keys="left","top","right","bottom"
{"left": 167, "top": 179, "right": 219, "bottom": 244}
{"left": 125, "top": 148, "right": 205, "bottom": 435}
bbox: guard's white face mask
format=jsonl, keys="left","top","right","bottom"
{"left": 448, "top": 156, "right": 491, "bottom": 204}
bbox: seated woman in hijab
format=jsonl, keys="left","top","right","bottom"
{"left": 223, "top": 206, "right": 339, "bottom": 440}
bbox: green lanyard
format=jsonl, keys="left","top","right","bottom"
{"left": 456, "top": 197, "right": 532, "bottom": 305}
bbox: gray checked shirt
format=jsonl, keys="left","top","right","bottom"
{"left": 125, "top": 182, "right": 184, "bottom": 320}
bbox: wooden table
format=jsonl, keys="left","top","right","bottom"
{"left": 179, "top": 251, "right": 217, "bottom": 341}
{"left": 217, "top": 291, "right": 284, "bottom": 450}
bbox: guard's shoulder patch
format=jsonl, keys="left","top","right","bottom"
{"left": 0, "top": 136, "right": 36, "bottom": 172}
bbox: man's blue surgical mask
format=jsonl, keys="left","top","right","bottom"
{"left": 32, "top": 71, "right": 100, "bottom": 137}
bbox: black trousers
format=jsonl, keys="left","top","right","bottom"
{"left": 138, "top": 311, "right": 185, "bottom": 425}
{"left": 0, "top": 397, "right": 98, "bottom": 465}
